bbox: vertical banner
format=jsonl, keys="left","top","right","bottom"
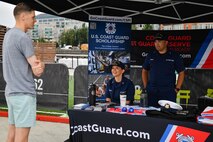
{"left": 88, "top": 15, "right": 132, "bottom": 101}
{"left": 88, "top": 15, "right": 132, "bottom": 74}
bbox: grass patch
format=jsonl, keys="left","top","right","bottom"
{"left": 0, "top": 106, "right": 8, "bottom": 111}
{"left": 68, "top": 75, "right": 74, "bottom": 109}
{"left": 36, "top": 110, "right": 67, "bottom": 116}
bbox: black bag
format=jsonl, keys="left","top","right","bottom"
{"left": 146, "top": 107, "right": 198, "bottom": 122}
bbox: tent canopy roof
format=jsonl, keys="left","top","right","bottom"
{"left": 2, "top": 0, "right": 213, "bottom": 24}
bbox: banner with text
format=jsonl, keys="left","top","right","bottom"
{"left": 131, "top": 29, "right": 213, "bottom": 68}
{"left": 88, "top": 15, "right": 132, "bottom": 102}
{"left": 68, "top": 110, "right": 212, "bottom": 142}
{"left": 88, "top": 15, "right": 132, "bottom": 75}
{"left": 89, "top": 15, "right": 131, "bottom": 51}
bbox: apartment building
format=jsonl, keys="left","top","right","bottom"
{"left": 28, "top": 14, "right": 88, "bottom": 42}
{"left": 161, "top": 22, "right": 213, "bottom": 30}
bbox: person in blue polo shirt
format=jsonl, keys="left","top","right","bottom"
{"left": 142, "top": 33, "right": 185, "bottom": 107}
{"left": 105, "top": 60, "right": 135, "bottom": 105}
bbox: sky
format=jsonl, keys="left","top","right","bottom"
{"left": 0, "top": 1, "right": 42, "bottom": 28}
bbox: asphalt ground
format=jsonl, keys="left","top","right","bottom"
{"left": 0, "top": 117, "right": 70, "bottom": 142}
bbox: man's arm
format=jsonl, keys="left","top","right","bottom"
{"left": 126, "top": 100, "right": 131, "bottom": 105}
{"left": 176, "top": 71, "right": 185, "bottom": 92}
{"left": 106, "top": 98, "right": 111, "bottom": 103}
{"left": 142, "top": 69, "right": 149, "bottom": 89}
{"left": 27, "top": 55, "right": 45, "bottom": 77}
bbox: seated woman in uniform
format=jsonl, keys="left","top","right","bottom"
{"left": 105, "top": 60, "right": 135, "bottom": 105}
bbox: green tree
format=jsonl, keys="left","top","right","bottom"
{"left": 59, "top": 24, "right": 88, "bottom": 47}
{"left": 37, "top": 37, "right": 46, "bottom": 42}
{"left": 131, "top": 24, "right": 137, "bottom": 30}
{"left": 131, "top": 24, "right": 153, "bottom": 30}
{"left": 72, "top": 26, "right": 78, "bottom": 46}
{"left": 142, "top": 24, "right": 153, "bottom": 30}
{"left": 77, "top": 23, "right": 88, "bottom": 45}
{"left": 59, "top": 31, "right": 66, "bottom": 46}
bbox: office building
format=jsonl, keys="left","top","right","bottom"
{"left": 160, "top": 22, "right": 213, "bottom": 30}
{"left": 28, "top": 13, "right": 88, "bottom": 42}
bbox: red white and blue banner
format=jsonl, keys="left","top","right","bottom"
{"left": 191, "top": 30, "right": 213, "bottom": 68}
{"left": 131, "top": 29, "right": 213, "bottom": 68}
{"left": 160, "top": 124, "right": 210, "bottom": 142}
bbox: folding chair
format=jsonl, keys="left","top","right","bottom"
{"left": 176, "top": 90, "right": 191, "bottom": 105}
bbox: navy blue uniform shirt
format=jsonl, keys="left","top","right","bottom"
{"left": 143, "top": 50, "right": 185, "bottom": 88}
{"left": 105, "top": 76, "right": 135, "bottom": 104}
{"left": 143, "top": 50, "right": 185, "bottom": 107}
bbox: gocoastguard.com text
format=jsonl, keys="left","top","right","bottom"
{"left": 71, "top": 124, "right": 150, "bottom": 140}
